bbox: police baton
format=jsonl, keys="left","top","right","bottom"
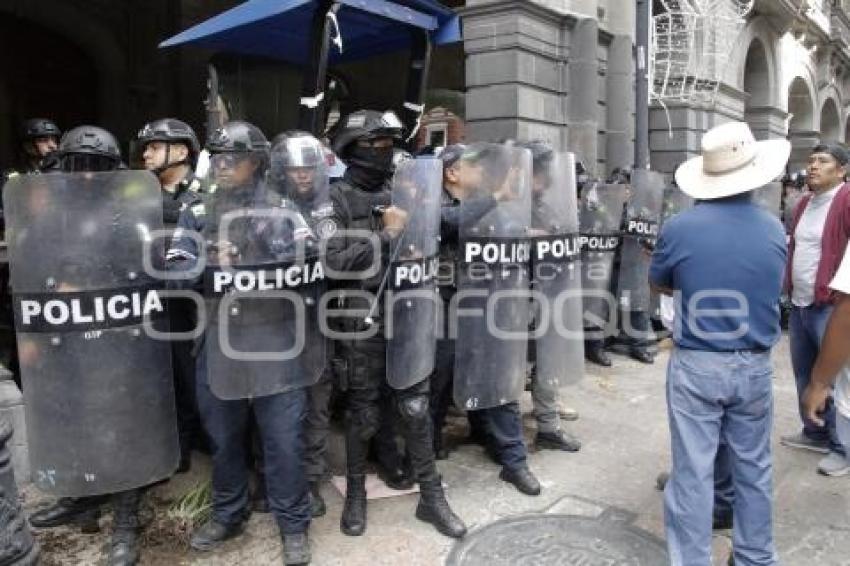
{"left": 363, "top": 205, "right": 409, "bottom": 326}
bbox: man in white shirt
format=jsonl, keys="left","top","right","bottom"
{"left": 804, "top": 246, "right": 850, "bottom": 462}
{"left": 781, "top": 143, "right": 850, "bottom": 476}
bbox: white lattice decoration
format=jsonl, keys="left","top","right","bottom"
{"left": 651, "top": 0, "right": 754, "bottom": 106}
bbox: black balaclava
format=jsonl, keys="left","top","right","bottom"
{"left": 344, "top": 143, "right": 394, "bottom": 189}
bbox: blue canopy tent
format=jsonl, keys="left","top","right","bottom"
{"left": 160, "top": 0, "right": 460, "bottom": 63}
{"left": 159, "top": 0, "right": 462, "bottom": 135}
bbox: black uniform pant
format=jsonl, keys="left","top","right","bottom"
{"left": 168, "top": 301, "right": 202, "bottom": 453}
{"left": 336, "top": 333, "right": 437, "bottom": 484}
{"left": 304, "top": 364, "right": 335, "bottom": 483}
{"left": 616, "top": 308, "right": 653, "bottom": 349}
{"left": 429, "top": 335, "right": 455, "bottom": 448}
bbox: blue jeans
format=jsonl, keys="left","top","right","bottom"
{"left": 664, "top": 348, "right": 776, "bottom": 566}
{"left": 713, "top": 441, "right": 734, "bottom": 520}
{"left": 196, "top": 353, "right": 310, "bottom": 534}
{"left": 789, "top": 304, "right": 843, "bottom": 454}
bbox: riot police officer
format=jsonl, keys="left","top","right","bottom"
{"left": 25, "top": 125, "right": 172, "bottom": 566}
{"left": 517, "top": 140, "right": 582, "bottom": 452}
{"left": 610, "top": 167, "right": 658, "bottom": 364}
{"left": 137, "top": 118, "right": 205, "bottom": 226}
{"left": 136, "top": 118, "right": 205, "bottom": 472}
{"left": 169, "top": 121, "right": 313, "bottom": 565}
{"left": 7, "top": 118, "right": 61, "bottom": 178}
{"left": 325, "top": 110, "right": 466, "bottom": 538}
{"left": 269, "top": 131, "right": 336, "bottom": 517}
{"left": 2, "top": 119, "right": 61, "bottom": 237}
{"left": 434, "top": 143, "right": 542, "bottom": 496}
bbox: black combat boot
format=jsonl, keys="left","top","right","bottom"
{"left": 339, "top": 474, "right": 367, "bottom": 536}
{"left": 535, "top": 429, "right": 582, "bottom": 452}
{"left": 585, "top": 344, "right": 612, "bottom": 367}
{"left": 415, "top": 477, "right": 467, "bottom": 539}
{"left": 309, "top": 482, "right": 326, "bottom": 518}
{"left": 107, "top": 490, "right": 141, "bottom": 566}
{"left": 190, "top": 519, "right": 246, "bottom": 551}
{"left": 281, "top": 531, "right": 311, "bottom": 565}
{"left": 29, "top": 497, "right": 103, "bottom": 532}
{"left": 499, "top": 465, "right": 542, "bottom": 496}
{"left": 629, "top": 347, "right": 655, "bottom": 364}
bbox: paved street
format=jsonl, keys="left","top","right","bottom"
{"left": 26, "top": 335, "right": 850, "bottom": 565}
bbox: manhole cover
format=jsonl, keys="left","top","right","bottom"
{"left": 446, "top": 514, "right": 668, "bottom": 566}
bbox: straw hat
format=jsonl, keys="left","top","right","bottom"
{"left": 674, "top": 121, "right": 791, "bottom": 200}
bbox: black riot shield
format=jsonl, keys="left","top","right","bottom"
{"left": 616, "top": 170, "right": 664, "bottom": 312}
{"left": 386, "top": 158, "right": 441, "bottom": 389}
{"left": 753, "top": 183, "right": 782, "bottom": 218}
{"left": 652, "top": 183, "right": 694, "bottom": 319}
{"left": 661, "top": 183, "right": 694, "bottom": 226}
{"left": 530, "top": 151, "right": 583, "bottom": 387}
{"left": 579, "top": 183, "right": 627, "bottom": 331}
{"left": 4, "top": 171, "right": 178, "bottom": 497}
{"left": 783, "top": 189, "right": 805, "bottom": 234}
{"left": 454, "top": 144, "right": 532, "bottom": 410}
{"left": 203, "top": 179, "right": 325, "bottom": 400}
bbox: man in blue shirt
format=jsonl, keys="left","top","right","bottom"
{"left": 650, "top": 122, "right": 789, "bottom": 566}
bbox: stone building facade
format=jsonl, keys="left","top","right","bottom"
{"left": 459, "top": 0, "right": 850, "bottom": 178}
{"left": 459, "top": 0, "right": 636, "bottom": 177}
{"left": 650, "top": 0, "right": 850, "bottom": 175}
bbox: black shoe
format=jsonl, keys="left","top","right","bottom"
{"left": 190, "top": 520, "right": 245, "bottom": 551}
{"left": 630, "top": 348, "right": 655, "bottom": 364}
{"left": 309, "top": 482, "right": 326, "bottom": 518}
{"left": 712, "top": 512, "right": 733, "bottom": 531}
{"left": 282, "top": 532, "right": 311, "bottom": 565}
{"left": 107, "top": 529, "right": 139, "bottom": 566}
{"left": 415, "top": 478, "right": 467, "bottom": 539}
{"left": 340, "top": 475, "right": 367, "bottom": 536}
{"left": 376, "top": 463, "right": 414, "bottom": 491}
{"left": 536, "top": 430, "right": 581, "bottom": 452}
{"left": 586, "top": 347, "right": 612, "bottom": 367}
{"left": 29, "top": 497, "right": 102, "bottom": 532}
{"left": 499, "top": 466, "right": 541, "bottom": 496}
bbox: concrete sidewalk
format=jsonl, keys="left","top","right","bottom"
{"left": 25, "top": 335, "right": 850, "bottom": 565}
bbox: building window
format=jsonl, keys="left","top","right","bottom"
{"left": 426, "top": 123, "right": 448, "bottom": 147}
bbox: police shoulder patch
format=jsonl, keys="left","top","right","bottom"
{"left": 313, "top": 203, "right": 335, "bottom": 218}
{"left": 316, "top": 218, "right": 338, "bottom": 239}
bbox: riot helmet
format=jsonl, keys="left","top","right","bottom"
{"left": 516, "top": 140, "right": 555, "bottom": 193}
{"left": 136, "top": 118, "right": 200, "bottom": 174}
{"left": 331, "top": 110, "right": 403, "bottom": 173}
{"left": 20, "top": 118, "right": 61, "bottom": 164}
{"left": 21, "top": 118, "right": 61, "bottom": 142}
{"left": 57, "top": 126, "right": 122, "bottom": 172}
{"left": 270, "top": 131, "right": 329, "bottom": 203}
{"left": 206, "top": 120, "right": 270, "bottom": 189}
